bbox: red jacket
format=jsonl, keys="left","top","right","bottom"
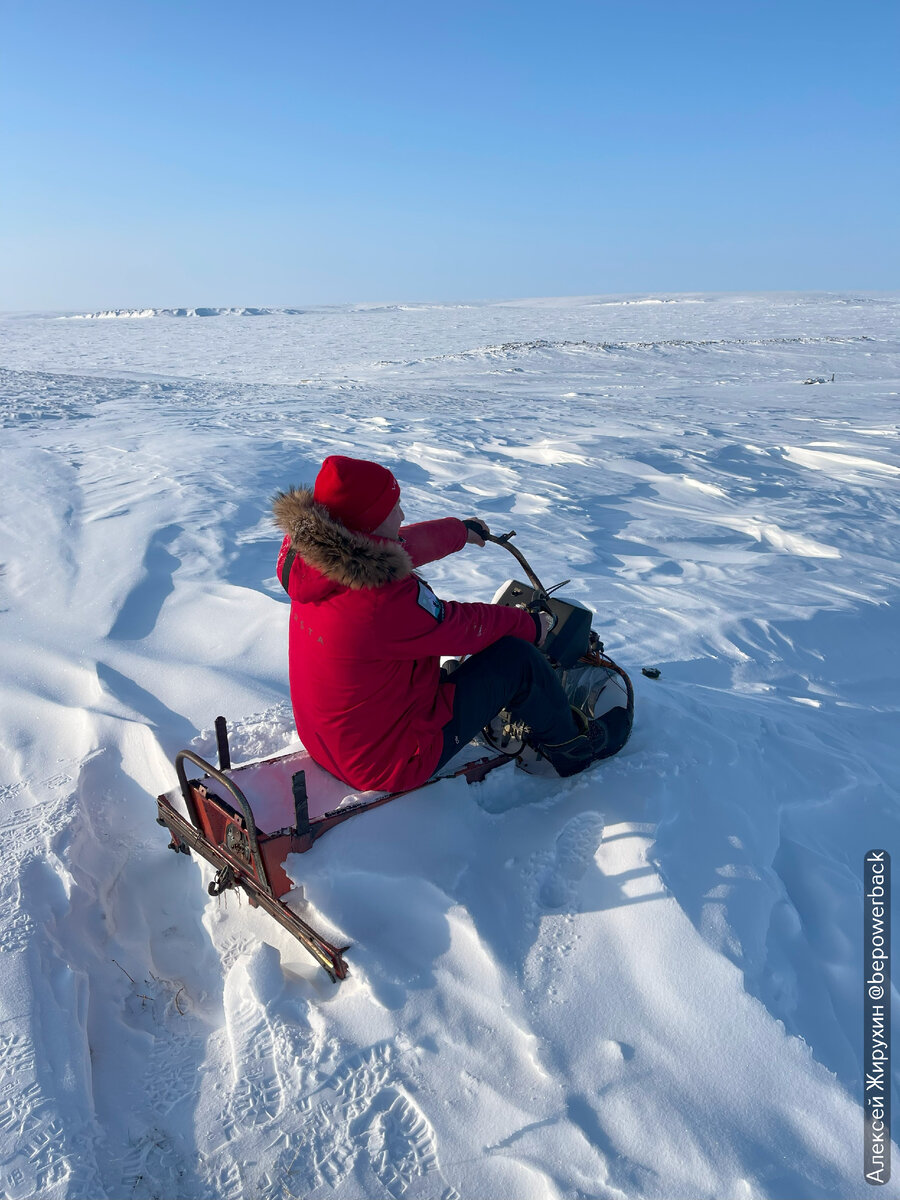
{"left": 273, "top": 488, "right": 538, "bottom": 791}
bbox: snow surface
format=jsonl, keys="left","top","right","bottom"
{"left": 1, "top": 292, "right": 898, "bottom": 1199}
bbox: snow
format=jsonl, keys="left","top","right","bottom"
{"left": 1, "top": 292, "right": 898, "bottom": 1199}
{"left": 64, "top": 308, "right": 311, "bottom": 320}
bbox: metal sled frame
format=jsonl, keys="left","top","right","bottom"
{"left": 156, "top": 741, "right": 513, "bottom": 981}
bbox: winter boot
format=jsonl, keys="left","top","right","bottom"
{"left": 590, "top": 704, "right": 632, "bottom": 760}
{"left": 536, "top": 708, "right": 608, "bottom": 778}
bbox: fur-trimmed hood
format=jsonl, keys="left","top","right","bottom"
{"left": 272, "top": 486, "right": 413, "bottom": 591}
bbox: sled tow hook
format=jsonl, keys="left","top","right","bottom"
{"left": 208, "top": 864, "right": 236, "bottom": 897}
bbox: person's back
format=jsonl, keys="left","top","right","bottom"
{"left": 274, "top": 455, "right": 598, "bottom": 791}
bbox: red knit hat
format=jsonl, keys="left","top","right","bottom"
{"left": 313, "top": 455, "right": 401, "bottom": 533}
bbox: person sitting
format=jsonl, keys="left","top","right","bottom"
{"left": 272, "top": 455, "right": 596, "bottom": 792}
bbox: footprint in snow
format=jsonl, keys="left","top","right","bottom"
{"left": 538, "top": 812, "right": 606, "bottom": 909}
{"left": 222, "top": 945, "right": 286, "bottom": 1128}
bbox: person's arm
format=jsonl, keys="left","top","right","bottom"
{"left": 399, "top": 518, "right": 467, "bottom": 568}
{"left": 400, "top": 516, "right": 492, "bottom": 566}
{"left": 374, "top": 581, "right": 540, "bottom": 658}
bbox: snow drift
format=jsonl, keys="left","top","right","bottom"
{"left": 0, "top": 292, "right": 898, "bottom": 1199}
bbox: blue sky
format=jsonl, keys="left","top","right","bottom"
{"left": 2, "top": 0, "right": 897, "bottom": 308}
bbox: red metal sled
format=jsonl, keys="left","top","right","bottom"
{"left": 156, "top": 738, "right": 513, "bottom": 981}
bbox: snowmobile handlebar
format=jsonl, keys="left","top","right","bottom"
{"left": 484, "top": 530, "right": 549, "bottom": 599}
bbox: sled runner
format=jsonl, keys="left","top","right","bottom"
{"left": 156, "top": 734, "right": 512, "bottom": 980}
{"left": 155, "top": 532, "right": 634, "bottom": 981}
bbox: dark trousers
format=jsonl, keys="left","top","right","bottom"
{"left": 436, "top": 636, "right": 579, "bottom": 770}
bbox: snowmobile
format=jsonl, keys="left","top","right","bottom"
{"left": 155, "top": 531, "right": 634, "bottom": 981}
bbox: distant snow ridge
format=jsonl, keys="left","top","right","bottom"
{"left": 348, "top": 302, "right": 476, "bottom": 313}
{"left": 377, "top": 333, "right": 873, "bottom": 367}
{"left": 67, "top": 306, "right": 308, "bottom": 319}
{"left": 595, "top": 297, "right": 706, "bottom": 306}
{"left": 67, "top": 302, "right": 481, "bottom": 319}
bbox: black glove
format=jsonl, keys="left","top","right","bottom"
{"left": 462, "top": 518, "right": 490, "bottom": 541}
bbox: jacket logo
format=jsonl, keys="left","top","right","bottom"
{"left": 416, "top": 579, "right": 444, "bottom": 623}
{"left": 293, "top": 613, "right": 325, "bottom": 644}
